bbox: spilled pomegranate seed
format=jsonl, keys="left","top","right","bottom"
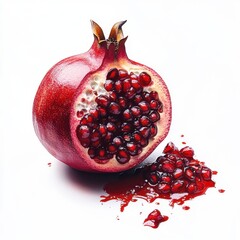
{"left": 143, "top": 209, "right": 168, "bottom": 228}
{"left": 101, "top": 142, "right": 217, "bottom": 218}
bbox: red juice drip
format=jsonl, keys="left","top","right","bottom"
{"left": 182, "top": 205, "right": 190, "bottom": 210}
{"left": 218, "top": 189, "right": 225, "bottom": 193}
{"left": 143, "top": 209, "right": 169, "bottom": 228}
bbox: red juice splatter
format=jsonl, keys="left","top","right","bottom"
{"left": 218, "top": 189, "right": 225, "bottom": 193}
{"left": 182, "top": 205, "right": 190, "bottom": 210}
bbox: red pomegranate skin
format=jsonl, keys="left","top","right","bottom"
{"left": 33, "top": 36, "right": 106, "bottom": 170}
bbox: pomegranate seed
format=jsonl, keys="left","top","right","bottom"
{"left": 131, "top": 79, "right": 142, "bottom": 93}
{"left": 201, "top": 167, "right": 212, "bottom": 181}
{"left": 139, "top": 116, "right": 151, "bottom": 127}
{"left": 123, "top": 133, "right": 132, "bottom": 142}
{"left": 180, "top": 146, "right": 194, "bottom": 158}
{"left": 77, "top": 125, "right": 91, "bottom": 139}
{"left": 97, "top": 107, "right": 107, "bottom": 117}
{"left": 109, "top": 91, "right": 117, "bottom": 101}
{"left": 171, "top": 180, "right": 185, "bottom": 193}
{"left": 118, "top": 69, "right": 129, "bottom": 80}
{"left": 133, "top": 94, "right": 143, "bottom": 104}
{"left": 132, "top": 131, "right": 142, "bottom": 142}
{"left": 106, "top": 122, "right": 117, "bottom": 132}
{"left": 91, "top": 140, "right": 101, "bottom": 148}
{"left": 114, "top": 80, "right": 122, "bottom": 93}
{"left": 143, "top": 209, "right": 168, "bottom": 228}
{"left": 147, "top": 171, "right": 160, "bottom": 185}
{"left": 80, "top": 138, "right": 90, "bottom": 148}
{"left": 95, "top": 95, "right": 109, "bottom": 107}
{"left": 89, "top": 109, "right": 99, "bottom": 120}
{"left": 173, "top": 168, "right": 183, "bottom": 179}
{"left": 185, "top": 167, "right": 195, "bottom": 181}
{"left": 98, "top": 124, "right": 107, "bottom": 137}
{"left": 150, "top": 100, "right": 161, "bottom": 110}
{"left": 108, "top": 102, "right": 121, "bottom": 115}
{"left": 90, "top": 130, "right": 100, "bottom": 142}
{"left": 161, "top": 160, "right": 175, "bottom": 173}
{"left": 163, "top": 142, "right": 178, "bottom": 154}
{"left": 139, "top": 72, "right": 152, "bottom": 86}
{"left": 125, "top": 87, "right": 136, "bottom": 99}
{"left": 143, "top": 92, "right": 151, "bottom": 102}
{"left": 149, "top": 91, "right": 159, "bottom": 100}
{"left": 140, "top": 138, "right": 149, "bottom": 147}
{"left": 121, "top": 122, "right": 132, "bottom": 132}
{"left": 122, "top": 79, "right": 131, "bottom": 92}
{"left": 126, "top": 142, "right": 138, "bottom": 155}
{"left": 104, "top": 131, "right": 113, "bottom": 142}
{"left": 150, "top": 124, "right": 157, "bottom": 137}
{"left": 158, "top": 183, "right": 171, "bottom": 193}
{"left": 113, "top": 136, "right": 123, "bottom": 146}
{"left": 138, "top": 101, "right": 150, "bottom": 114}
{"left": 161, "top": 173, "right": 172, "bottom": 183}
{"left": 104, "top": 80, "right": 115, "bottom": 91}
{"left": 98, "top": 148, "right": 107, "bottom": 159}
{"left": 118, "top": 96, "right": 127, "bottom": 108}
{"left": 116, "top": 148, "right": 130, "bottom": 164}
{"left": 187, "top": 183, "right": 197, "bottom": 194}
{"left": 130, "top": 106, "right": 141, "bottom": 117}
{"left": 107, "top": 68, "right": 119, "bottom": 80}
{"left": 130, "top": 72, "right": 138, "bottom": 80}
{"left": 149, "top": 111, "right": 160, "bottom": 122}
{"left": 123, "top": 109, "right": 133, "bottom": 121}
{"left": 175, "top": 158, "right": 187, "bottom": 168}
{"left": 139, "top": 126, "right": 151, "bottom": 138}
{"left": 88, "top": 148, "right": 95, "bottom": 158}
{"left": 107, "top": 144, "right": 117, "bottom": 153}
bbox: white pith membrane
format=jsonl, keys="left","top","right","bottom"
{"left": 71, "top": 63, "right": 171, "bottom": 172}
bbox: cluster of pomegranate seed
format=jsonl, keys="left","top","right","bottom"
{"left": 101, "top": 142, "right": 215, "bottom": 212}
{"left": 76, "top": 68, "right": 163, "bottom": 163}
{"left": 144, "top": 142, "right": 213, "bottom": 195}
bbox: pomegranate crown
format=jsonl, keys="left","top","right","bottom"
{"left": 90, "top": 20, "right": 127, "bottom": 49}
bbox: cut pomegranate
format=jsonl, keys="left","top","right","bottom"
{"left": 101, "top": 142, "right": 216, "bottom": 211}
{"left": 33, "top": 20, "right": 171, "bottom": 172}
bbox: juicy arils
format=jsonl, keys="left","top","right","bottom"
{"left": 101, "top": 142, "right": 216, "bottom": 211}
{"left": 76, "top": 68, "right": 163, "bottom": 164}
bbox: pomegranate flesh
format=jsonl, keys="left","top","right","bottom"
{"left": 33, "top": 21, "right": 171, "bottom": 172}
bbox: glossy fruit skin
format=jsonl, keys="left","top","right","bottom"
{"left": 33, "top": 36, "right": 106, "bottom": 170}
{"left": 33, "top": 21, "right": 172, "bottom": 172}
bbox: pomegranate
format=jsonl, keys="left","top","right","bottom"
{"left": 33, "top": 20, "right": 171, "bottom": 172}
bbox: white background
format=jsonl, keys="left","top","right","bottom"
{"left": 1, "top": 0, "right": 240, "bottom": 239}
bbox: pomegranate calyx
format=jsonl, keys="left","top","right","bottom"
{"left": 108, "top": 20, "right": 127, "bottom": 42}
{"left": 90, "top": 20, "right": 105, "bottom": 42}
